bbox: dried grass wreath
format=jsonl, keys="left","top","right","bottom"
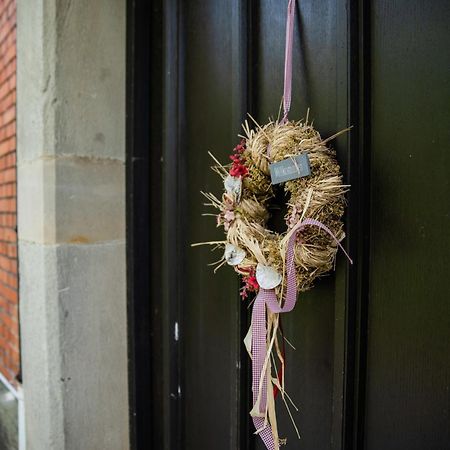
{"left": 202, "top": 114, "right": 349, "bottom": 295}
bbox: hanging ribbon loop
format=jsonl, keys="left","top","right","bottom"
{"left": 281, "top": 0, "right": 296, "bottom": 123}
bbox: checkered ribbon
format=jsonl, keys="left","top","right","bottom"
{"left": 250, "top": 218, "right": 352, "bottom": 449}
{"left": 281, "top": 0, "right": 296, "bottom": 124}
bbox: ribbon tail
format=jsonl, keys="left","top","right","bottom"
{"left": 250, "top": 288, "right": 280, "bottom": 449}
{"left": 248, "top": 216, "right": 352, "bottom": 450}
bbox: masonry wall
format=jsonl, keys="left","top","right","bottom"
{"left": 0, "top": 0, "right": 19, "bottom": 385}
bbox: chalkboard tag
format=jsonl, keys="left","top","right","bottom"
{"left": 269, "top": 153, "right": 311, "bottom": 185}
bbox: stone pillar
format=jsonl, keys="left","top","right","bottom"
{"left": 17, "top": 1, "right": 129, "bottom": 448}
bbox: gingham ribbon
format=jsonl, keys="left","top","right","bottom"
{"left": 251, "top": 218, "right": 352, "bottom": 449}
{"left": 281, "top": 0, "right": 296, "bottom": 124}
{"left": 267, "top": 0, "right": 296, "bottom": 159}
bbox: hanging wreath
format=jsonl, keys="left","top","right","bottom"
{"left": 194, "top": 1, "right": 352, "bottom": 448}
{"left": 209, "top": 115, "right": 349, "bottom": 294}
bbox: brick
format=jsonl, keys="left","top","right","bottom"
{"left": 0, "top": 38, "right": 14, "bottom": 65}
{"left": 0, "top": 125, "right": 11, "bottom": 139}
{"left": 0, "top": 198, "right": 15, "bottom": 211}
{"left": 8, "top": 246, "right": 16, "bottom": 258}
{"left": 0, "top": 184, "right": 12, "bottom": 197}
{"left": 0, "top": 103, "right": 14, "bottom": 125}
{"left": 7, "top": 300, "right": 16, "bottom": 316}
{"left": 0, "top": 167, "right": 15, "bottom": 183}
{"left": 6, "top": 271, "right": 16, "bottom": 288}
{"left": 0, "top": 269, "right": 7, "bottom": 284}
{"left": 0, "top": 1, "right": 19, "bottom": 382}
{"left": 0, "top": 73, "right": 14, "bottom": 101}
{"left": 0, "top": 282, "right": 16, "bottom": 302}
{"left": 0, "top": 90, "right": 14, "bottom": 110}
{"left": 1, "top": 312, "right": 14, "bottom": 329}
{"left": 8, "top": 213, "right": 16, "bottom": 227}
{"left": 7, "top": 2, "right": 15, "bottom": 19}
{"left": 7, "top": 197, "right": 15, "bottom": 211}
{"left": 0, "top": 77, "right": 10, "bottom": 100}
{"left": 0, "top": 227, "right": 15, "bottom": 242}
{"left": 0, "top": 56, "right": 15, "bottom": 82}
{"left": 8, "top": 318, "right": 18, "bottom": 337}
{"left": 8, "top": 258, "right": 16, "bottom": 274}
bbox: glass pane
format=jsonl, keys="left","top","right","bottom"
{"left": 0, "top": 380, "right": 18, "bottom": 450}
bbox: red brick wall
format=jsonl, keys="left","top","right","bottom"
{"left": 0, "top": 0, "right": 19, "bottom": 384}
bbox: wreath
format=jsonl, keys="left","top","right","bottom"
{"left": 205, "top": 115, "right": 348, "bottom": 294}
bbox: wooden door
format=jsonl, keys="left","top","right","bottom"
{"left": 364, "top": 2, "right": 450, "bottom": 449}
{"left": 126, "top": 1, "right": 450, "bottom": 449}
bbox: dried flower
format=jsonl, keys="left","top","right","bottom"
{"left": 240, "top": 268, "right": 259, "bottom": 299}
{"left": 229, "top": 139, "right": 248, "bottom": 178}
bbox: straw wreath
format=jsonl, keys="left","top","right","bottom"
{"left": 195, "top": 113, "right": 349, "bottom": 297}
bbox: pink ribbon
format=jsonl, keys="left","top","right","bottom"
{"left": 281, "top": 0, "right": 296, "bottom": 124}
{"left": 267, "top": 0, "right": 295, "bottom": 157}
{"left": 251, "top": 218, "right": 352, "bottom": 449}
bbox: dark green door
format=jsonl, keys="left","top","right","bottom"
{"left": 127, "top": 1, "right": 450, "bottom": 449}
{"left": 364, "top": 2, "right": 450, "bottom": 449}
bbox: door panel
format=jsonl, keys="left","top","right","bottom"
{"left": 365, "top": 2, "right": 450, "bottom": 449}
{"left": 183, "top": 1, "right": 350, "bottom": 449}
{"left": 184, "top": 1, "right": 243, "bottom": 449}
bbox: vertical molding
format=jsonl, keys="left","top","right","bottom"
{"left": 246, "top": 0, "right": 259, "bottom": 118}
{"left": 162, "top": 0, "right": 184, "bottom": 448}
{"left": 348, "top": 1, "right": 371, "bottom": 448}
{"left": 126, "top": 0, "right": 153, "bottom": 448}
{"left": 331, "top": 0, "right": 351, "bottom": 447}
{"left": 332, "top": 1, "right": 372, "bottom": 449}
{"left": 230, "top": 2, "right": 252, "bottom": 449}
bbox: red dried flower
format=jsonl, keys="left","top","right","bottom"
{"left": 229, "top": 139, "right": 248, "bottom": 179}
{"left": 230, "top": 165, "right": 248, "bottom": 177}
{"left": 240, "top": 268, "right": 259, "bottom": 299}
